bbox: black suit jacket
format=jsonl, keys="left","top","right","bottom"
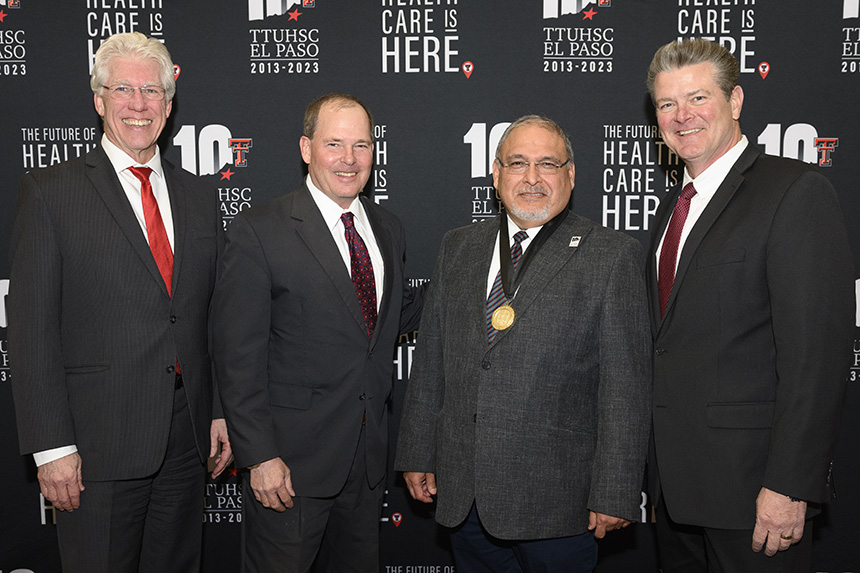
{"left": 211, "top": 185, "right": 421, "bottom": 497}
{"left": 647, "top": 144, "right": 855, "bottom": 529}
{"left": 9, "top": 146, "right": 223, "bottom": 480}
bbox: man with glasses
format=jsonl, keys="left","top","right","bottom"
{"left": 8, "top": 32, "right": 230, "bottom": 572}
{"left": 395, "top": 115, "right": 651, "bottom": 572}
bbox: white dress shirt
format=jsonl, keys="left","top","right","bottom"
{"left": 486, "top": 214, "right": 541, "bottom": 299}
{"left": 306, "top": 175, "right": 384, "bottom": 311}
{"left": 656, "top": 135, "right": 749, "bottom": 278}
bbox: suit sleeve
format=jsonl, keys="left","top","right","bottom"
{"left": 762, "top": 171, "right": 855, "bottom": 501}
{"left": 8, "top": 173, "right": 75, "bottom": 455}
{"left": 211, "top": 214, "right": 279, "bottom": 468}
{"left": 587, "top": 238, "right": 652, "bottom": 521}
{"left": 394, "top": 231, "right": 450, "bottom": 473}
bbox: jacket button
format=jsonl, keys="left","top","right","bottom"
{"left": 481, "top": 360, "right": 490, "bottom": 370}
{"left": 359, "top": 393, "right": 367, "bottom": 400}
{"left": 655, "top": 348, "right": 666, "bottom": 356}
{"left": 170, "top": 315, "right": 177, "bottom": 323}
{"left": 166, "top": 364, "right": 175, "bottom": 373}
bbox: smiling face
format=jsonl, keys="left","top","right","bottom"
{"left": 94, "top": 56, "right": 171, "bottom": 164}
{"left": 300, "top": 102, "right": 373, "bottom": 209}
{"left": 654, "top": 61, "right": 743, "bottom": 179}
{"left": 492, "top": 124, "right": 575, "bottom": 229}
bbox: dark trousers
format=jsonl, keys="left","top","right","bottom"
{"left": 449, "top": 503, "right": 598, "bottom": 573}
{"left": 241, "top": 423, "right": 383, "bottom": 573}
{"left": 55, "top": 385, "right": 205, "bottom": 573}
{"left": 655, "top": 498, "right": 813, "bottom": 573}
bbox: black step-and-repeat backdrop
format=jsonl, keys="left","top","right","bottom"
{"left": 1, "top": 1, "right": 859, "bottom": 571}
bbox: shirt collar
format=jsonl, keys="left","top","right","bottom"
{"left": 306, "top": 174, "right": 368, "bottom": 232}
{"left": 683, "top": 135, "right": 748, "bottom": 200}
{"left": 101, "top": 134, "right": 164, "bottom": 179}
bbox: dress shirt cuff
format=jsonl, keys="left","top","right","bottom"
{"left": 33, "top": 445, "right": 78, "bottom": 467}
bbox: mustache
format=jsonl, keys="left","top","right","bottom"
{"left": 514, "top": 185, "right": 549, "bottom": 195}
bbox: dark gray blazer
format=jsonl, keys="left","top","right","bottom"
{"left": 395, "top": 211, "right": 651, "bottom": 540}
{"left": 211, "top": 185, "right": 422, "bottom": 497}
{"left": 647, "top": 144, "right": 855, "bottom": 529}
{"left": 8, "top": 146, "right": 222, "bottom": 480}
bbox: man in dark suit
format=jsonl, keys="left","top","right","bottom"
{"left": 8, "top": 32, "right": 231, "bottom": 572}
{"left": 395, "top": 115, "right": 651, "bottom": 572}
{"left": 211, "top": 93, "right": 422, "bottom": 573}
{"left": 645, "top": 38, "right": 855, "bottom": 572}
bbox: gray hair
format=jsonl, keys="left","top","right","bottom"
{"left": 91, "top": 32, "right": 176, "bottom": 101}
{"left": 646, "top": 38, "right": 739, "bottom": 104}
{"left": 495, "top": 115, "right": 574, "bottom": 163}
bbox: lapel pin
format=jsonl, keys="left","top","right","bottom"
{"left": 569, "top": 236, "right": 581, "bottom": 248}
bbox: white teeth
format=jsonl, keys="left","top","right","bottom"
{"left": 679, "top": 128, "right": 702, "bottom": 135}
{"left": 123, "top": 119, "right": 152, "bottom": 127}
{"left": 334, "top": 172, "right": 356, "bottom": 177}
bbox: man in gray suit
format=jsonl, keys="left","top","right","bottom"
{"left": 8, "top": 32, "right": 231, "bottom": 572}
{"left": 212, "top": 93, "right": 422, "bottom": 572}
{"left": 395, "top": 115, "right": 651, "bottom": 572}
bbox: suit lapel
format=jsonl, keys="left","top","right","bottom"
{"left": 362, "top": 196, "right": 395, "bottom": 349}
{"left": 292, "top": 186, "right": 369, "bottom": 338}
{"left": 86, "top": 147, "right": 171, "bottom": 298}
{"left": 164, "top": 160, "right": 186, "bottom": 298}
{"left": 657, "top": 145, "right": 761, "bottom": 333}
{"left": 491, "top": 212, "right": 590, "bottom": 347}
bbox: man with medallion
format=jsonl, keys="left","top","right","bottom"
{"left": 395, "top": 115, "right": 652, "bottom": 572}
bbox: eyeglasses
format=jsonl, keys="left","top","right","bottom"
{"left": 102, "top": 84, "right": 166, "bottom": 101}
{"left": 497, "top": 159, "right": 571, "bottom": 174}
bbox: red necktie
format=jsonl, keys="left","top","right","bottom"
{"left": 129, "top": 166, "right": 173, "bottom": 296}
{"left": 342, "top": 212, "right": 377, "bottom": 338}
{"left": 658, "top": 182, "right": 697, "bottom": 317}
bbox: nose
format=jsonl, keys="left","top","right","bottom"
{"left": 523, "top": 162, "right": 541, "bottom": 184}
{"left": 342, "top": 145, "right": 356, "bottom": 165}
{"left": 128, "top": 88, "right": 148, "bottom": 110}
{"left": 674, "top": 102, "right": 692, "bottom": 123}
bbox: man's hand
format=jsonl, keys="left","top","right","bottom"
{"left": 37, "top": 452, "right": 84, "bottom": 511}
{"left": 249, "top": 458, "right": 296, "bottom": 512}
{"left": 752, "top": 487, "right": 807, "bottom": 556}
{"left": 403, "top": 472, "right": 437, "bottom": 503}
{"left": 209, "top": 418, "right": 233, "bottom": 478}
{"left": 588, "top": 511, "right": 630, "bottom": 539}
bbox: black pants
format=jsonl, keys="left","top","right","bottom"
{"left": 55, "top": 385, "right": 205, "bottom": 573}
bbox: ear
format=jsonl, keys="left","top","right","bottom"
{"left": 165, "top": 98, "right": 172, "bottom": 119}
{"left": 492, "top": 158, "right": 501, "bottom": 190}
{"left": 94, "top": 92, "right": 105, "bottom": 117}
{"left": 567, "top": 162, "right": 576, "bottom": 190}
{"left": 300, "top": 136, "right": 311, "bottom": 165}
{"left": 730, "top": 85, "right": 743, "bottom": 121}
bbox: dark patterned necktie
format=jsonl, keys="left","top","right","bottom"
{"left": 486, "top": 230, "right": 529, "bottom": 343}
{"left": 658, "top": 182, "right": 697, "bottom": 317}
{"left": 342, "top": 212, "right": 377, "bottom": 338}
{"left": 129, "top": 166, "right": 173, "bottom": 296}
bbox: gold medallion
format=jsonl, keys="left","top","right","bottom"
{"left": 491, "top": 304, "right": 516, "bottom": 331}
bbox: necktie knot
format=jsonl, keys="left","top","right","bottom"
{"left": 680, "top": 182, "right": 697, "bottom": 202}
{"left": 511, "top": 230, "right": 528, "bottom": 269}
{"left": 341, "top": 212, "right": 355, "bottom": 228}
{"left": 128, "top": 166, "right": 153, "bottom": 184}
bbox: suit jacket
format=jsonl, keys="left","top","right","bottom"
{"left": 211, "top": 185, "right": 422, "bottom": 497}
{"left": 394, "top": 211, "right": 651, "bottom": 540}
{"left": 8, "top": 146, "right": 223, "bottom": 480}
{"left": 647, "top": 144, "right": 855, "bottom": 529}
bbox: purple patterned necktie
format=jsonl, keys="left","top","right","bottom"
{"left": 342, "top": 212, "right": 377, "bottom": 338}
{"left": 486, "top": 230, "right": 529, "bottom": 343}
{"left": 658, "top": 182, "right": 697, "bottom": 317}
